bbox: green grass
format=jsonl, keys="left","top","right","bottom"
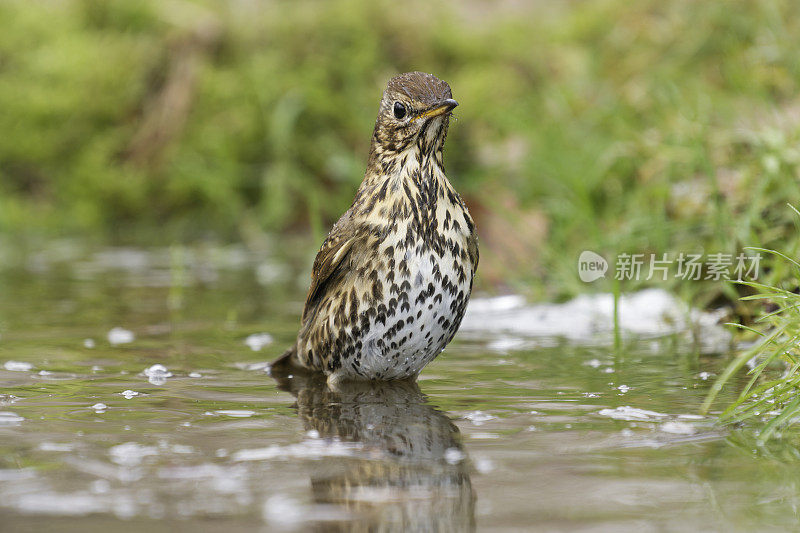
{"left": 703, "top": 219, "right": 800, "bottom": 442}
{"left": 1, "top": 0, "right": 800, "bottom": 301}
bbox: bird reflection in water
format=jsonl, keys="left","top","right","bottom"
{"left": 272, "top": 372, "right": 476, "bottom": 531}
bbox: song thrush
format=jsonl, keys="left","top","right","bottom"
{"left": 271, "top": 71, "right": 479, "bottom": 383}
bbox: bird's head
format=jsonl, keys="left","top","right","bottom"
{"left": 371, "top": 72, "right": 458, "bottom": 160}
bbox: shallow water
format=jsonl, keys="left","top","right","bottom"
{"left": 1, "top": 245, "right": 799, "bottom": 532}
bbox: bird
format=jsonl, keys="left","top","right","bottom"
{"left": 271, "top": 71, "right": 478, "bottom": 384}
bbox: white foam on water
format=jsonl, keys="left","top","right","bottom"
{"left": 215, "top": 410, "right": 256, "bottom": 418}
{"left": 461, "top": 289, "right": 730, "bottom": 352}
{"left": 660, "top": 421, "right": 698, "bottom": 435}
{"left": 598, "top": 406, "right": 668, "bottom": 421}
{"left": 463, "top": 411, "right": 496, "bottom": 425}
{"left": 107, "top": 327, "right": 134, "bottom": 345}
{"left": 486, "top": 337, "right": 529, "bottom": 353}
{"left": 233, "top": 361, "right": 270, "bottom": 371}
{"left": 232, "top": 438, "right": 361, "bottom": 462}
{"left": 0, "top": 411, "right": 24, "bottom": 425}
{"left": 600, "top": 407, "right": 710, "bottom": 443}
{"left": 244, "top": 333, "right": 273, "bottom": 351}
{"left": 38, "top": 442, "right": 74, "bottom": 452}
{"left": 156, "top": 463, "right": 240, "bottom": 480}
{"left": 465, "top": 294, "right": 526, "bottom": 313}
{"left": 14, "top": 491, "right": 110, "bottom": 516}
{"left": 108, "top": 442, "right": 159, "bottom": 467}
{"left": 89, "top": 479, "right": 111, "bottom": 494}
{"left": 677, "top": 414, "right": 705, "bottom": 420}
{"left": 469, "top": 432, "right": 500, "bottom": 440}
{"left": 4, "top": 361, "right": 33, "bottom": 372}
{"left": 262, "top": 495, "right": 305, "bottom": 525}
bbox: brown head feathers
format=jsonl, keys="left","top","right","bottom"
{"left": 385, "top": 71, "right": 453, "bottom": 107}
{"left": 370, "top": 72, "right": 457, "bottom": 161}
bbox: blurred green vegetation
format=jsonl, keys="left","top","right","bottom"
{"left": 1, "top": 0, "right": 799, "bottom": 300}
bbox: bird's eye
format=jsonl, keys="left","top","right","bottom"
{"left": 393, "top": 101, "right": 407, "bottom": 119}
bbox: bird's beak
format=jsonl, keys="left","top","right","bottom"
{"left": 416, "top": 98, "right": 459, "bottom": 121}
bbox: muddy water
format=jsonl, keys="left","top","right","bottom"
{"left": 0, "top": 246, "right": 798, "bottom": 532}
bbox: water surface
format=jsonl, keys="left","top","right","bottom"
{"left": 0, "top": 245, "right": 797, "bottom": 532}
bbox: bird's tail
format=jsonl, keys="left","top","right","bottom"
{"left": 268, "top": 345, "right": 302, "bottom": 379}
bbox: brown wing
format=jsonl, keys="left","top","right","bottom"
{"left": 301, "top": 219, "right": 360, "bottom": 323}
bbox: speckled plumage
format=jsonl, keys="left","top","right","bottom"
{"left": 273, "top": 72, "right": 478, "bottom": 382}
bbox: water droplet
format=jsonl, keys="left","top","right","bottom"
{"left": 143, "top": 364, "right": 172, "bottom": 385}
